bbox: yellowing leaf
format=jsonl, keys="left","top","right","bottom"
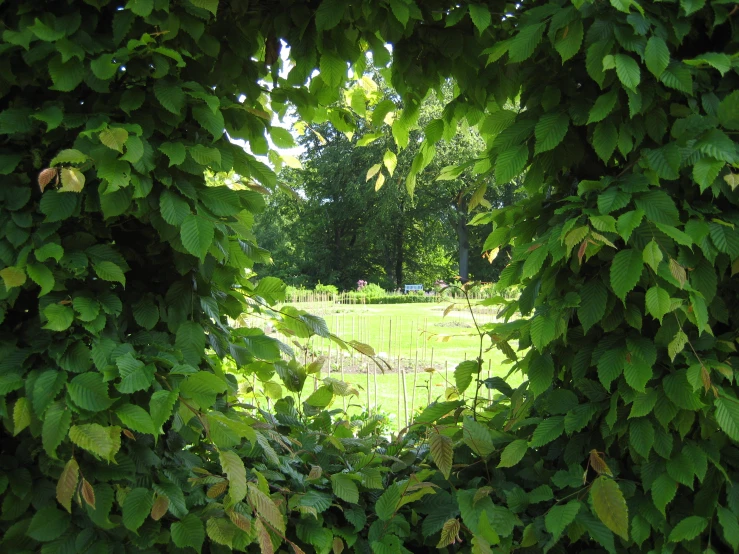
{"left": 374, "top": 172, "right": 386, "bottom": 191}
{"left": 150, "top": 495, "right": 169, "bottom": 521}
{"left": 437, "top": 518, "right": 461, "bottom": 548}
{"left": 99, "top": 127, "right": 129, "bottom": 153}
{"left": 56, "top": 458, "right": 79, "bottom": 513}
{"left": 60, "top": 167, "right": 85, "bottom": 192}
{"left": 429, "top": 429, "right": 453, "bottom": 479}
{"left": 590, "top": 476, "right": 629, "bottom": 540}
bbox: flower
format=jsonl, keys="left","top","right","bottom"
{"left": 357, "top": 279, "right": 367, "bottom": 290}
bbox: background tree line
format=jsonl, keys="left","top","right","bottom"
{"left": 254, "top": 85, "right": 518, "bottom": 290}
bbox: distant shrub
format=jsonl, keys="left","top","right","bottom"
{"left": 315, "top": 282, "right": 339, "bottom": 295}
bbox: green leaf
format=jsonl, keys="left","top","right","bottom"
{"left": 590, "top": 476, "right": 629, "bottom": 540}
{"left": 463, "top": 417, "right": 495, "bottom": 457}
{"left": 94, "top": 261, "right": 126, "bottom": 286}
{"left": 132, "top": 297, "right": 159, "bottom": 330}
{"left": 430, "top": 430, "right": 453, "bottom": 478}
{"left": 13, "top": 397, "right": 31, "bottom": 436}
{"left": 614, "top": 54, "right": 640, "bottom": 91}
{"left": 610, "top": 249, "right": 643, "bottom": 301}
{"left": 635, "top": 190, "right": 680, "bottom": 226}
{"left": 645, "top": 286, "right": 671, "bottom": 322}
{"left": 150, "top": 390, "right": 178, "bottom": 432}
{"left": 127, "top": 0, "right": 154, "bottom": 16}
{"left": 455, "top": 360, "right": 479, "bottom": 394}
{"left": 528, "top": 352, "right": 554, "bottom": 396}
{"left": 159, "top": 142, "right": 187, "bottom": 166}
{"left": 469, "top": 4, "right": 491, "bottom": 33}
{"left": 69, "top": 423, "right": 120, "bottom": 460}
{"left": 498, "top": 439, "right": 527, "bottom": 468}
{"left": 0, "top": 266, "right": 26, "bottom": 289}
{"left": 33, "top": 370, "right": 66, "bottom": 417}
{"left": 99, "top": 127, "right": 128, "bottom": 154}
{"left": 160, "top": 190, "right": 191, "bottom": 225}
{"left": 508, "top": 22, "right": 545, "bottom": 63}
{"left": 40, "top": 189, "right": 79, "bottom": 222}
{"left": 315, "top": 0, "right": 346, "bottom": 31}
{"left": 715, "top": 395, "right": 739, "bottom": 441}
{"left": 545, "top": 500, "right": 580, "bottom": 539}
{"left": 588, "top": 88, "right": 619, "bottom": 124}
{"left": 123, "top": 488, "right": 154, "bottom": 532}
{"left": 306, "top": 385, "right": 334, "bottom": 408}
{"left": 529, "top": 416, "right": 564, "bottom": 447}
{"left": 530, "top": 313, "right": 556, "bottom": 351}
{"left": 495, "top": 144, "right": 528, "bottom": 183}
{"left": 645, "top": 37, "right": 670, "bottom": 78}
{"left": 180, "top": 214, "right": 215, "bottom": 259}
{"left": 68, "top": 373, "right": 113, "bottom": 412}
{"left": 331, "top": 473, "right": 359, "bottom": 504}
{"left": 35, "top": 243, "right": 64, "bottom": 263}
{"left": 629, "top": 417, "right": 654, "bottom": 457}
{"left": 660, "top": 62, "right": 693, "bottom": 94}
{"left": 642, "top": 240, "right": 663, "bottom": 273}
{"left": 376, "top": 483, "right": 401, "bottom": 520}
{"left": 172, "top": 514, "right": 205, "bottom": 552}
{"left": 193, "top": 105, "right": 225, "bottom": 140}
{"left": 592, "top": 121, "right": 618, "bottom": 162}
{"left": 43, "top": 303, "right": 74, "bottom": 331}
{"left": 154, "top": 79, "right": 185, "bottom": 115}
{"left": 554, "top": 18, "right": 584, "bottom": 63}
{"left": 176, "top": 321, "right": 206, "bottom": 366}
{"left": 116, "top": 354, "right": 155, "bottom": 393}
{"left": 680, "top": 0, "right": 705, "bottom": 16}
{"left": 27, "top": 505, "right": 70, "bottom": 542}
{"left": 534, "top": 112, "right": 569, "bottom": 154}
{"left": 320, "top": 51, "right": 346, "bottom": 88}
{"left": 598, "top": 188, "right": 630, "bottom": 214}
{"left": 220, "top": 450, "right": 247, "bottom": 504}
{"left": 578, "top": 280, "right": 608, "bottom": 333}
{"left": 116, "top": 404, "right": 156, "bottom": 435}
{"left": 717, "top": 506, "right": 739, "bottom": 551}
{"left": 668, "top": 515, "right": 707, "bottom": 542}
{"left": 48, "top": 56, "right": 85, "bottom": 92}
{"left": 43, "top": 402, "right": 72, "bottom": 458}
{"left": 693, "top": 157, "right": 724, "bottom": 192}
{"left": 180, "top": 371, "right": 227, "bottom": 408}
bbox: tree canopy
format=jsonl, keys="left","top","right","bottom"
{"left": 1, "top": 0, "right": 738, "bottom": 553}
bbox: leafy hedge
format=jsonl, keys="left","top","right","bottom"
{"left": 1, "top": 0, "right": 739, "bottom": 553}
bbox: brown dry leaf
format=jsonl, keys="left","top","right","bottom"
{"left": 308, "top": 465, "right": 322, "bottom": 480}
{"left": 227, "top": 509, "right": 252, "bottom": 532}
{"left": 473, "top": 486, "right": 494, "bottom": 505}
{"left": 56, "top": 458, "right": 79, "bottom": 513}
{"left": 669, "top": 258, "right": 687, "bottom": 288}
{"left": 255, "top": 518, "right": 274, "bottom": 554}
{"left": 207, "top": 480, "right": 228, "bottom": 498}
{"left": 38, "top": 168, "right": 58, "bottom": 192}
{"left": 588, "top": 449, "right": 613, "bottom": 477}
{"left": 150, "top": 495, "right": 169, "bottom": 521}
{"left": 81, "top": 477, "right": 96, "bottom": 509}
{"left": 123, "top": 429, "right": 136, "bottom": 440}
{"left": 701, "top": 366, "right": 712, "bottom": 393}
{"left": 577, "top": 240, "right": 588, "bottom": 264}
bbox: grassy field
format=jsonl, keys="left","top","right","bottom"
{"left": 241, "top": 301, "right": 524, "bottom": 430}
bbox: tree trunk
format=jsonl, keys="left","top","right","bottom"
{"left": 394, "top": 200, "right": 405, "bottom": 289}
{"left": 456, "top": 212, "right": 470, "bottom": 282}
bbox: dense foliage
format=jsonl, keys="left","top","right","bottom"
{"left": 1, "top": 0, "right": 738, "bottom": 553}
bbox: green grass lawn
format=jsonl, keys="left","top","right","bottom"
{"left": 241, "top": 302, "right": 524, "bottom": 430}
